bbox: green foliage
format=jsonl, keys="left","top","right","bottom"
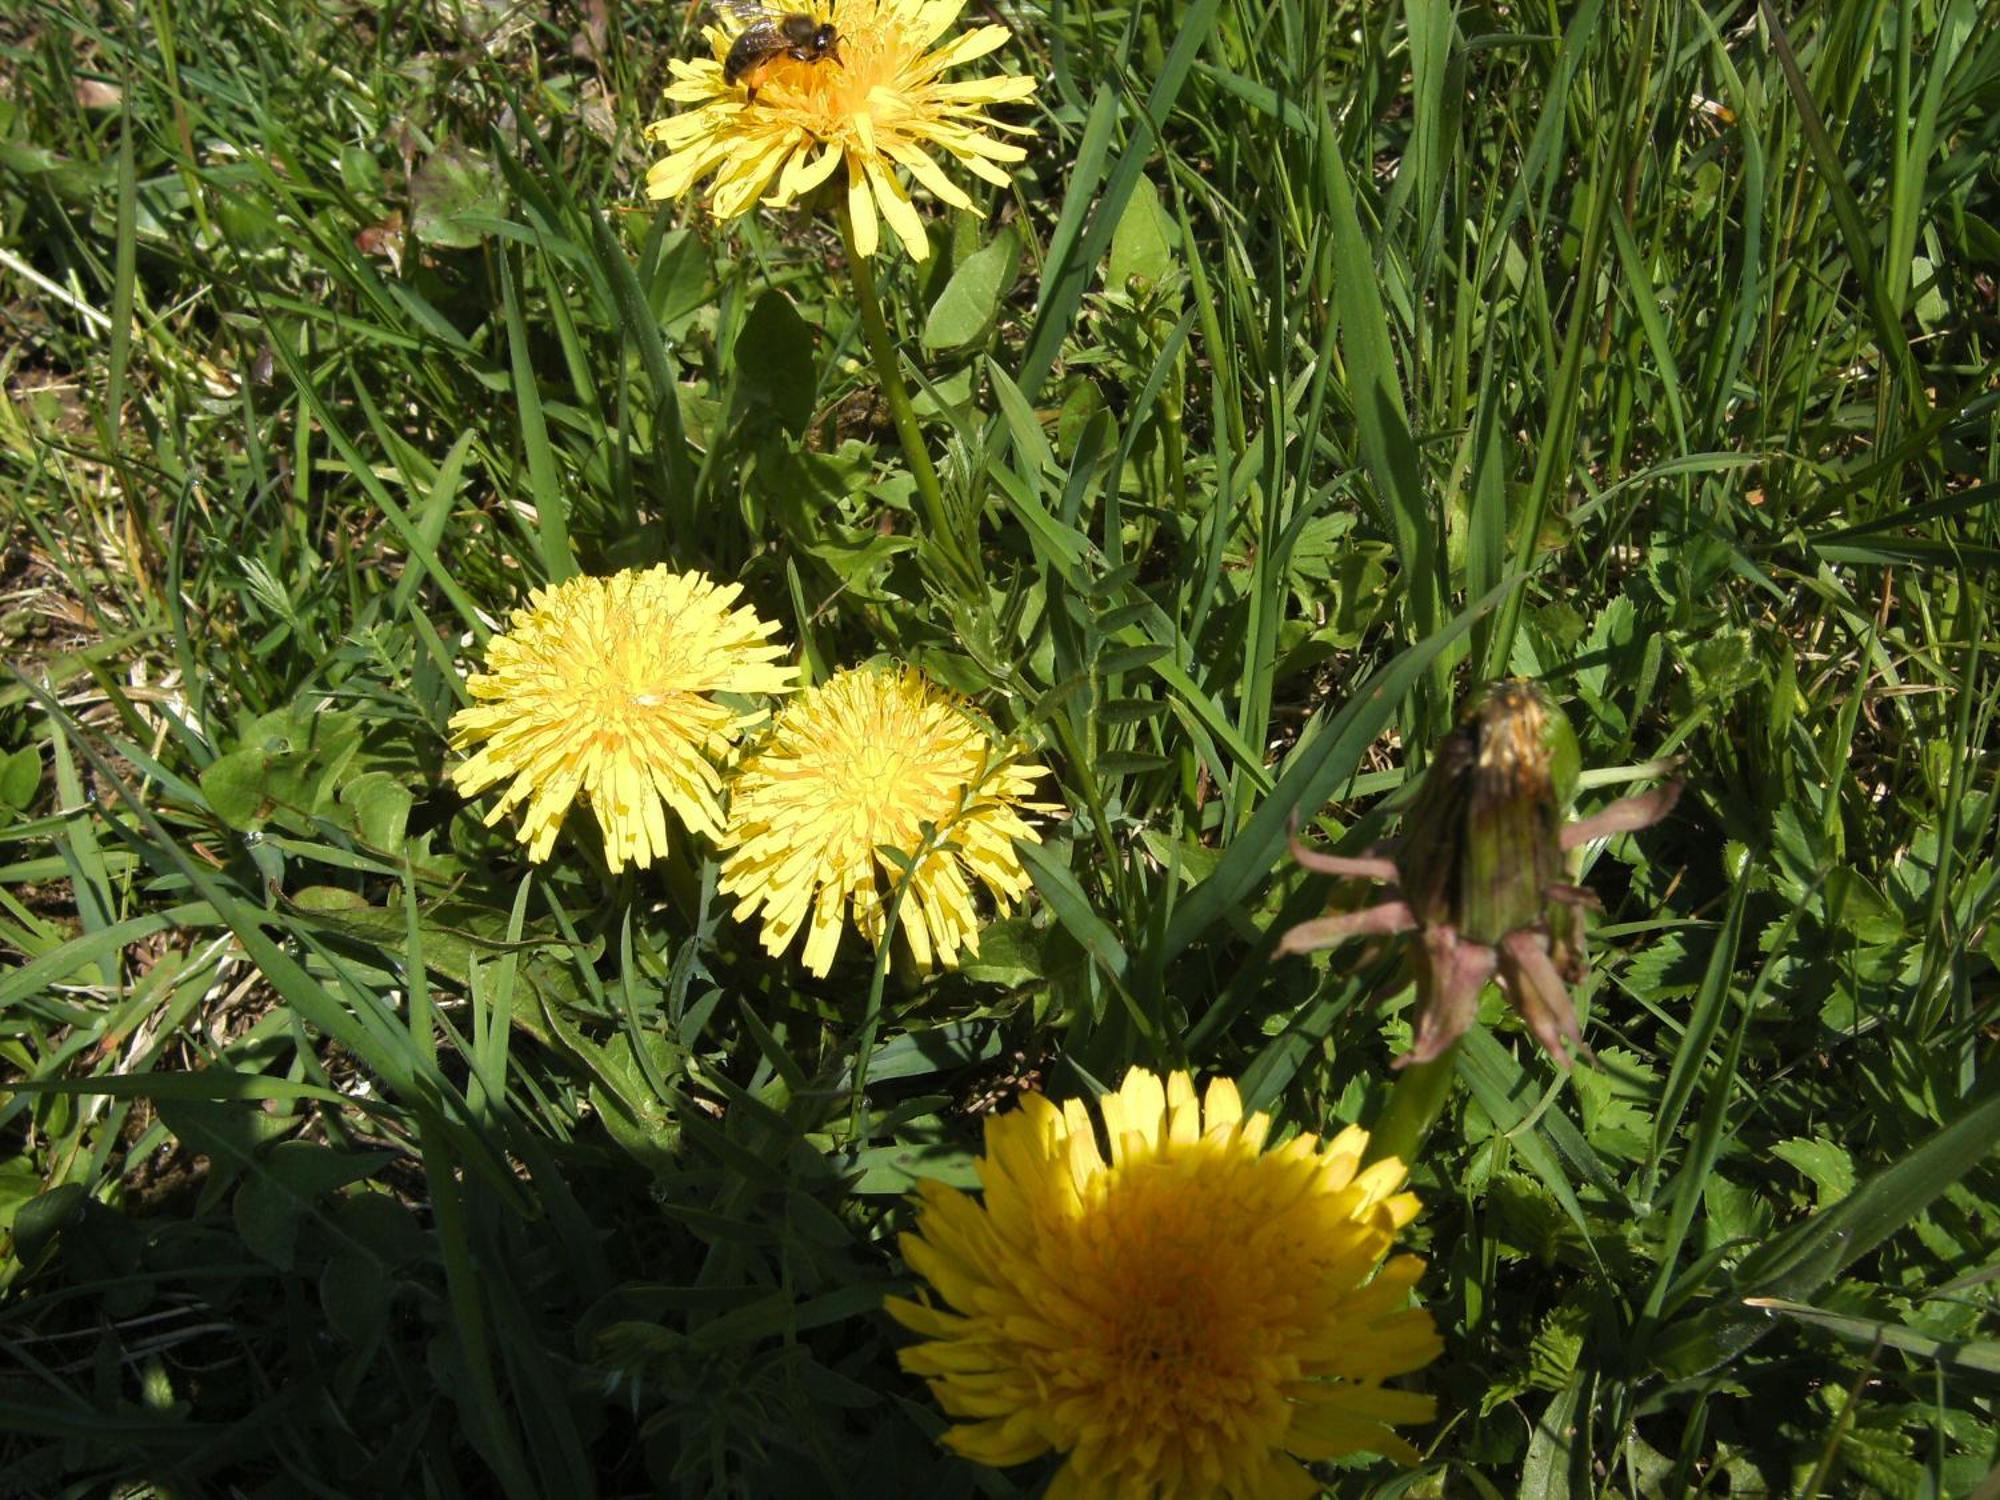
{"left": 923, "top": 224, "right": 1021, "bottom": 354}
{"left": 4, "top": 0, "right": 1999, "bottom": 1493}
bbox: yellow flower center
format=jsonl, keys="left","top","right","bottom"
{"left": 549, "top": 608, "right": 727, "bottom": 754}
{"left": 1052, "top": 1157, "right": 1298, "bottom": 1478}
{"left": 804, "top": 731, "right": 958, "bottom": 858}
{"left": 889, "top": 1075, "right": 1440, "bottom": 1488}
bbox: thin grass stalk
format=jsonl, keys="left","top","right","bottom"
{"left": 1363, "top": 1052, "right": 1455, "bottom": 1169}
{"left": 835, "top": 199, "right": 977, "bottom": 593}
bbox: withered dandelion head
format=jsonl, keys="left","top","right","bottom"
{"left": 888, "top": 1067, "right": 1443, "bottom": 1496}
{"left": 645, "top": 0, "right": 1037, "bottom": 261}
{"left": 1281, "top": 680, "right": 1681, "bottom": 1069}
{"left": 718, "top": 665, "right": 1051, "bottom": 976}
{"left": 448, "top": 567, "right": 796, "bottom": 873}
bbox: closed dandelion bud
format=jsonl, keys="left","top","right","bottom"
{"left": 1398, "top": 680, "right": 1567, "bottom": 945}
{"left": 1281, "top": 679, "right": 1680, "bottom": 1069}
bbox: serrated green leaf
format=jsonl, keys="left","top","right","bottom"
{"left": 1770, "top": 1136, "right": 1857, "bottom": 1208}
{"left": 1528, "top": 1301, "right": 1592, "bottom": 1392}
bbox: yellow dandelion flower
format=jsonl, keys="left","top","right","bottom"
{"left": 718, "top": 665, "right": 1050, "bottom": 975}
{"left": 888, "top": 1067, "right": 1444, "bottom": 1498}
{"left": 645, "top": 0, "right": 1037, "bottom": 261}
{"left": 449, "top": 567, "right": 796, "bottom": 872}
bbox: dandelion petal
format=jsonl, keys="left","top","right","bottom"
{"left": 643, "top": 0, "right": 1036, "bottom": 260}
{"left": 894, "top": 1066, "right": 1442, "bottom": 1487}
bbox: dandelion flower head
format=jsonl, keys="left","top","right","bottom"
{"left": 450, "top": 566, "right": 796, "bottom": 872}
{"left": 645, "top": 0, "right": 1037, "bottom": 260}
{"left": 888, "top": 1067, "right": 1443, "bottom": 1497}
{"left": 718, "top": 665, "right": 1049, "bottom": 975}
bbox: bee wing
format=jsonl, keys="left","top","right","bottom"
{"left": 714, "top": 0, "right": 781, "bottom": 21}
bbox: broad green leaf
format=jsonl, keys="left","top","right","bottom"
{"left": 922, "top": 225, "right": 1019, "bottom": 352}
{"left": 408, "top": 143, "right": 504, "bottom": 248}
{"left": 1770, "top": 1136, "right": 1857, "bottom": 1208}
{"left": 339, "top": 771, "right": 414, "bottom": 852}
{"left": 0, "top": 744, "right": 39, "bottom": 812}
{"left": 1106, "top": 175, "right": 1177, "bottom": 293}
{"left": 235, "top": 1142, "right": 397, "bottom": 1270}
{"left": 198, "top": 705, "right": 365, "bottom": 832}
{"left": 735, "top": 287, "right": 816, "bottom": 438}
{"left": 647, "top": 227, "right": 714, "bottom": 328}
{"left": 322, "top": 1245, "right": 394, "bottom": 1346}
{"left": 155, "top": 1096, "right": 294, "bottom": 1201}
{"left": 10, "top": 1183, "right": 89, "bottom": 1268}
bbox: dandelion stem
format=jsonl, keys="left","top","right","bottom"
{"left": 1365, "top": 1051, "right": 1457, "bottom": 1169}
{"left": 837, "top": 201, "right": 977, "bottom": 591}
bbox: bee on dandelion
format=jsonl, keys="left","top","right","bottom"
{"left": 646, "top": 0, "right": 1037, "bottom": 260}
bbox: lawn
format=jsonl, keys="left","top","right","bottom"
{"left": 2, "top": 0, "right": 1998, "bottom": 1495}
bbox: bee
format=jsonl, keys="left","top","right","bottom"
{"left": 720, "top": 1, "right": 843, "bottom": 102}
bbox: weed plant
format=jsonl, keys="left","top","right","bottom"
{"left": 1, "top": 0, "right": 1997, "bottom": 1495}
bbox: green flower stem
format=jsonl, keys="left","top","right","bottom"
{"left": 836, "top": 201, "right": 976, "bottom": 591}
{"left": 1364, "top": 1051, "right": 1456, "bottom": 1170}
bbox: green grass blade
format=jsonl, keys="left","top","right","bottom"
{"left": 1162, "top": 572, "right": 1520, "bottom": 962}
